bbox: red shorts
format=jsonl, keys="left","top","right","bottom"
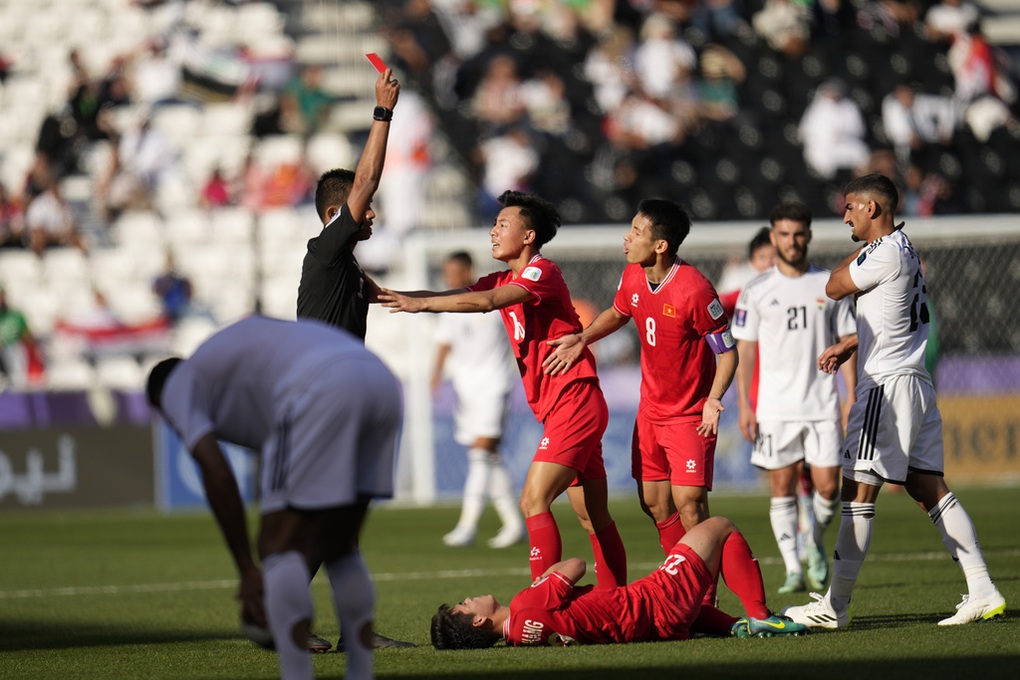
{"left": 533, "top": 379, "right": 608, "bottom": 481}
{"left": 632, "top": 543, "right": 713, "bottom": 640}
{"left": 631, "top": 411, "right": 716, "bottom": 490}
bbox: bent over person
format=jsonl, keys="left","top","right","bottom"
{"left": 431, "top": 516, "right": 809, "bottom": 648}
{"left": 146, "top": 316, "right": 402, "bottom": 680}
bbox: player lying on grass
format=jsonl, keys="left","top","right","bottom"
{"left": 431, "top": 516, "right": 809, "bottom": 648}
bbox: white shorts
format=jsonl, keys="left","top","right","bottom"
{"left": 260, "top": 355, "right": 402, "bottom": 514}
{"left": 751, "top": 420, "right": 842, "bottom": 471}
{"left": 842, "top": 374, "right": 944, "bottom": 485}
{"left": 453, "top": 384, "right": 510, "bottom": 446}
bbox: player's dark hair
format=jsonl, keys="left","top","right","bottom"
{"left": 446, "top": 250, "right": 473, "bottom": 268}
{"left": 430, "top": 604, "right": 502, "bottom": 650}
{"left": 637, "top": 198, "right": 690, "bottom": 256}
{"left": 498, "top": 190, "right": 561, "bottom": 248}
{"left": 146, "top": 357, "right": 183, "bottom": 409}
{"left": 844, "top": 173, "right": 899, "bottom": 214}
{"left": 748, "top": 227, "right": 772, "bottom": 259}
{"left": 769, "top": 201, "right": 813, "bottom": 228}
{"left": 315, "top": 168, "right": 356, "bottom": 222}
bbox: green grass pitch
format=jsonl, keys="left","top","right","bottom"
{"left": 1, "top": 486, "right": 1017, "bottom": 679}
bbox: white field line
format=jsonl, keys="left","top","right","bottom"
{"left": 2, "top": 548, "right": 1018, "bottom": 601}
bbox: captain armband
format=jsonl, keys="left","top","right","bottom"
{"left": 705, "top": 328, "right": 736, "bottom": 354}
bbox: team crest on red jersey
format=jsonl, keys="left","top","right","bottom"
{"left": 663, "top": 303, "right": 676, "bottom": 318}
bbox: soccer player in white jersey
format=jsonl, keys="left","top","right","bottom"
{"left": 731, "top": 202, "right": 857, "bottom": 595}
{"left": 146, "top": 316, "right": 402, "bottom": 679}
{"left": 783, "top": 173, "right": 1006, "bottom": 628}
{"left": 433, "top": 251, "right": 525, "bottom": 548}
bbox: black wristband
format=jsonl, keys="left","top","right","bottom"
{"left": 373, "top": 106, "right": 393, "bottom": 122}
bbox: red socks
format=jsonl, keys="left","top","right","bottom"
{"left": 720, "top": 531, "right": 769, "bottom": 620}
{"left": 655, "top": 512, "right": 687, "bottom": 555}
{"left": 525, "top": 512, "right": 562, "bottom": 580}
{"left": 588, "top": 522, "right": 628, "bottom": 588}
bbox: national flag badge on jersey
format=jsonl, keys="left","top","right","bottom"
{"left": 663, "top": 303, "right": 677, "bottom": 318}
{"left": 816, "top": 297, "right": 826, "bottom": 309}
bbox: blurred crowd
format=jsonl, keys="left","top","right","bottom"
{"left": 378, "top": 0, "right": 1020, "bottom": 221}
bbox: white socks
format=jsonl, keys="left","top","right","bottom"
{"left": 770, "top": 496, "right": 801, "bottom": 574}
{"left": 263, "top": 551, "right": 313, "bottom": 680}
{"left": 929, "top": 492, "right": 997, "bottom": 598}
{"left": 828, "top": 501, "right": 874, "bottom": 612}
{"left": 325, "top": 552, "right": 375, "bottom": 680}
{"left": 453, "top": 448, "right": 493, "bottom": 534}
{"left": 489, "top": 455, "right": 523, "bottom": 533}
{"left": 812, "top": 492, "right": 840, "bottom": 551}
{"left": 453, "top": 448, "right": 522, "bottom": 536}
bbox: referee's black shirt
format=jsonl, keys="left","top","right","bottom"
{"left": 296, "top": 206, "right": 369, "bottom": 341}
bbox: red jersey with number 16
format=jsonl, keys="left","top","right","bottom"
{"left": 470, "top": 255, "right": 599, "bottom": 423}
{"left": 612, "top": 257, "right": 729, "bottom": 421}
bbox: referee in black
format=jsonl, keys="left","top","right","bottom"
{"left": 295, "top": 66, "right": 415, "bottom": 651}
{"left": 296, "top": 66, "right": 400, "bottom": 341}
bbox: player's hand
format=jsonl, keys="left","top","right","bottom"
{"left": 238, "top": 565, "right": 266, "bottom": 628}
{"left": 543, "top": 334, "right": 583, "bottom": 375}
{"left": 818, "top": 339, "right": 855, "bottom": 374}
{"left": 737, "top": 404, "right": 757, "bottom": 444}
{"left": 376, "top": 68, "right": 400, "bottom": 110}
{"left": 378, "top": 289, "right": 424, "bottom": 313}
{"left": 697, "top": 397, "right": 724, "bottom": 437}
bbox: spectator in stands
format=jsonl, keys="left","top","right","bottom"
{"left": 633, "top": 13, "right": 696, "bottom": 103}
{"left": 925, "top": 0, "right": 980, "bottom": 43}
{"left": 152, "top": 251, "right": 194, "bottom": 325}
{"left": 881, "top": 83, "right": 958, "bottom": 165}
{"left": 24, "top": 180, "right": 84, "bottom": 256}
{"left": 583, "top": 25, "right": 636, "bottom": 115}
{"left": 0, "top": 285, "right": 39, "bottom": 388}
{"left": 382, "top": 0, "right": 454, "bottom": 92}
{"left": 697, "top": 44, "right": 746, "bottom": 123}
{"left": 471, "top": 53, "right": 527, "bottom": 132}
{"left": 947, "top": 22, "right": 1017, "bottom": 108}
{"left": 752, "top": 0, "right": 812, "bottom": 59}
{"left": 279, "top": 64, "right": 333, "bottom": 136}
{"left": 99, "top": 112, "right": 179, "bottom": 217}
{"left": 797, "top": 78, "right": 870, "bottom": 180}
{"left": 0, "top": 183, "right": 27, "bottom": 249}
{"left": 199, "top": 167, "right": 233, "bottom": 208}
{"left": 130, "top": 38, "right": 184, "bottom": 109}
{"left": 474, "top": 124, "right": 539, "bottom": 222}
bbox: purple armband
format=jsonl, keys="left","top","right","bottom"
{"left": 706, "top": 328, "right": 735, "bottom": 354}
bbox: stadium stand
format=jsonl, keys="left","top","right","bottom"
{"left": 0, "top": 0, "right": 1018, "bottom": 393}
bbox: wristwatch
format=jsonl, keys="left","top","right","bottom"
{"left": 373, "top": 106, "right": 393, "bottom": 122}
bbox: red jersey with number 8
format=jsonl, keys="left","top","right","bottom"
{"left": 612, "top": 257, "right": 729, "bottom": 420}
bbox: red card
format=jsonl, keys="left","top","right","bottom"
{"left": 366, "top": 53, "right": 388, "bottom": 73}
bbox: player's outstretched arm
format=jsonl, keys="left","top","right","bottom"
{"left": 544, "top": 307, "right": 628, "bottom": 375}
{"left": 379, "top": 284, "right": 532, "bottom": 314}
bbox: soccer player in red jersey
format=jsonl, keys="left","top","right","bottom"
{"left": 430, "top": 515, "right": 809, "bottom": 648}
{"left": 546, "top": 199, "right": 736, "bottom": 547}
{"left": 379, "top": 190, "right": 628, "bottom": 588}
